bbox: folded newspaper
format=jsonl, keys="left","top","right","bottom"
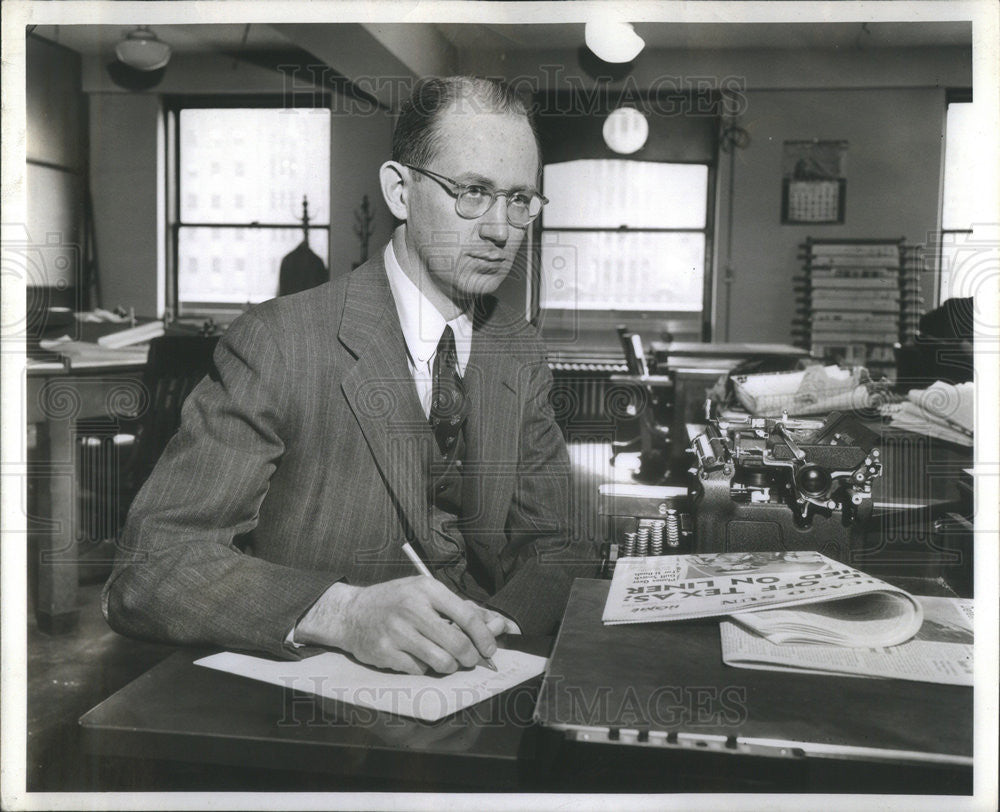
{"left": 602, "top": 552, "right": 923, "bottom": 648}
{"left": 721, "top": 596, "right": 973, "bottom": 686}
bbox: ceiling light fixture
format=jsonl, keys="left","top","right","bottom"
{"left": 584, "top": 21, "right": 645, "bottom": 64}
{"left": 602, "top": 107, "right": 649, "bottom": 155}
{"left": 115, "top": 26, "right": 172, "bottom": 71}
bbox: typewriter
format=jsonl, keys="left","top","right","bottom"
{"left": 600, "top": 409, "right": 884, "bottom": 572}
{"left": 689, "top": 409, "right": 882, "bottom": 562}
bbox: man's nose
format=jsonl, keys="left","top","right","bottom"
{"left": 478, "top": 195, "right": 510, "bottom": 245}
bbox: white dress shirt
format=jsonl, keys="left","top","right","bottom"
{"left": 383, "top": 242, "right": 473, "bottom": 418}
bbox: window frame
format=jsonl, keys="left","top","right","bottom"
{"left": 164, "top": 93, "right": 333, "bottom": 318}
{"left": 535, "top": 157, "right": 717, "bottom": 344}
{"left": 936, "top": 88, "right": 974, "bottom": 308}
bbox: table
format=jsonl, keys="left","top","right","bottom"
{"left": 650, "top": 340, "right": 809, "bottom": 371}
{"left": 26, "top": 359, "right": 145, "bottom": 632}
{"left": 534, "top": 578, "right": 972, "bottom": 795}
{"left": 80, "top": 636, "right": 553, "bottom": 792}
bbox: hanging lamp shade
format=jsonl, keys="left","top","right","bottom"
{"left": 584, "top": 21, "right": 645, "bottom": 64}
{"left": 115, "top": 27, "right": 172, "bottom": 71}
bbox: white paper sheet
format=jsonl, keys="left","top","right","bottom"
{"left": 195, "top": 648, "right": 547, "bottom": 722}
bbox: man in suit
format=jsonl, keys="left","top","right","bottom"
{"left": 104, "top": 76, "right": 590, "bottom": 675}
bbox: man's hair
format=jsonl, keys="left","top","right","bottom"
{"left": 392, "top": 76, "right": 540, "bottom": 169}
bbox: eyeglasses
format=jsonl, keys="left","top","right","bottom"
{"left": 403, "top": 164, "right": 548, "bottom": 228}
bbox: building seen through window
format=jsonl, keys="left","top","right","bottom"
{"left": 540, "top": 159, "right": 709, "bottom": 313}
{"left": 173, "top": 106, "right": 330, "bottom": 314}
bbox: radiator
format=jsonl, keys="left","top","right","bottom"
{"left": 75, "top": 420, "right": 131, "bottom": 544}
{"left": 549, "top": 361, "right": 629, "bottom": 427}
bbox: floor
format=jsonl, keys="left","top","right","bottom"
{"left": 21, "top": 441, "right": 634, "bottom": 792}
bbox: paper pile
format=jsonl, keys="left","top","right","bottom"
{"left": 884, "top": 381, "right": 973, "bottom": 446}
{"left": 732, "top": 364, "right": 874, "bottom": 416}
{"left": 97, "top": 320, "right": 165, "bottom": 349}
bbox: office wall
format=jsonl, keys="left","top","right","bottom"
{"left": 460, "top": 44, "right": 970, "bottom": 344}
{"left": 28, "top": 38, "right": 87, "bottom": 171}
{"left": 328, "top": 109, "right": 395, "bottom": 279}
{"left": 720, "top": 87, "right": 946, "bottom": 343}
{"left": 88, "top": 93, "right": 162, "bottom": 316}
{"left": 26, "top": 36, "right": 87, "bottom": 296}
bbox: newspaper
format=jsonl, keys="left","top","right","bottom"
{"left": 721, "top": 596, "right": 973, "bottom": 686}
{"left": 602, "top": 552, "right": 923, "bottom": 648}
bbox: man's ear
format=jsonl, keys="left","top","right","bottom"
{"left": 379, "top": 161, "right": 409, "bottom": 221}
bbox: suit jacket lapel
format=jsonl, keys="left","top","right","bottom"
{"left": 339, "top": 256, "right": 435, "bottom": 543}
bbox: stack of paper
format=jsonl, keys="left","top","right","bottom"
{"left": 731, "top": 364, "right": 874, "bottom": 416}
{"left": 38, "top": 336, "right": 149, "bottom": 367}
{"left": 722, "top": 596, "right": 973, "bottom": 686}
{"left": 884, "top": 381, "right": 973, "bottom": 446}
{"left": 97, "top": 320, "right": 165, "bottom": 349}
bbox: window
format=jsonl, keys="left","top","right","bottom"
{"left": 938, "top": 95, "right": 975, "bottom": 304}
{"left": 531, "top": 91, "right": 718, "bottom": 348}
{"left": 540, "top": 160, "right": 709, "bottom": 312}
{"left": 169, "top": 101, "right": 331, "bottom": 315}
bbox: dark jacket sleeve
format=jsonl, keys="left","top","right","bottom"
{"left": 102, "top": 313, "right": 337, "bottom": 659}
{"left": 485, "top": 346, "right": 599, "bottom": 635}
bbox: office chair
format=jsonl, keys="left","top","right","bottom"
{"left": 894, "top": 297, "right": 974, "bottom": 390}
{"left": 122, "top": 334, "right": 221, "bottom": 498}
{"left": 77, "top": 334, "right": 220, "bottom": 577}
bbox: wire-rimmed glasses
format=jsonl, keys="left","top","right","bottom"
{"left": 403, "top": 164, "right": 548, "bottom": 228}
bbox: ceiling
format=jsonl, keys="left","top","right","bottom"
{"left": 435, "top": 21, "right": 973, "bottom": 51}
{"left": 30, "top": 24, "right": 294, "bottom": 57}
{"left": 31, "top": 20, "right": 972, "bottom": 60}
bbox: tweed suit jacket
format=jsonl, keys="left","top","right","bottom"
{"left": 103, "top": 251, "right": 586, "bottom": 659}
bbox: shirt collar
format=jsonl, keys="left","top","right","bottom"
{"left": 383, "top": 242, "right": 472, "bottom": 374}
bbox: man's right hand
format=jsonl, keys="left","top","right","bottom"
{"left": 293, "top": 577, "right": 500, "bottom": 675}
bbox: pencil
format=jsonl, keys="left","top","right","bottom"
{"left": 401, "top": 542, "right": 498, "bottom": 672}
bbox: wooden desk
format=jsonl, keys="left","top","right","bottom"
{"left": 80, "top": 576, "right": 973, "bottom": 794}
{"left": 26, "top": 359, "right": 145, "bottom": 633}
{"left": 651, "top": 341, "right": 809, "bottom": 371}
{"left": 535, "top": 578, "right": 972, "bottom": 795}
{"left": 80, "top": 637, "right": 553, "bottom": 792}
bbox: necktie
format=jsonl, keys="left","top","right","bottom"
{"left": 430, "top": 325, "right": 466, "bottom": 457}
